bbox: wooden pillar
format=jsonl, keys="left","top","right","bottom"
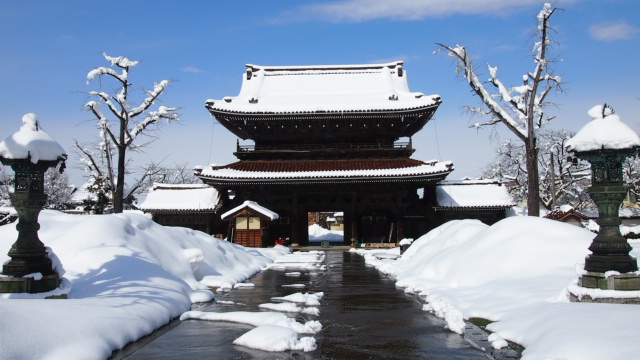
{"left": 350, "top": 192, "right": 359, "bottom": 243}
{"left": 397, "top": 217, "right": 405, "bottom": 242}
{"left": 291, "top": 194, "right": 300, "bottom": 246}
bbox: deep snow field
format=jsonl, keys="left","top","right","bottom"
{"left": 2, "top": 211, "right": 640, "bottom": 359}
{"left": 354, "top": 216, "right": 640, "bottom": 360}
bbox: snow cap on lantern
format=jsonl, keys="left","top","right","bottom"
{"left": 0, "top": 113, "right": 67, "bottom": 164}
{"left": 565, "top": 104, "right": 640, "bottom": 152}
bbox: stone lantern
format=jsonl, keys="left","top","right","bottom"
{"left": 566, "top": 105, "right": 640, "bottom": 294}
{"left": 0, "top": 113, "right": 67, "bottom": 293}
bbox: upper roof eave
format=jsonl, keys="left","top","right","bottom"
{"left": 206, "top": 101, "right": 441, "bottom": 117}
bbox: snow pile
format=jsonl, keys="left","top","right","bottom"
{"left": 566, "top": 104, "right": 640, "bottom": 152}
{"left": 180, "top": 249, "right": 325, "bottom": 353}
{"left": 0, "top": 113, "right": 66, "bottom": 163}
{"left": 267, "top": 249, "right": 327, "bottom": 270}
{"left": 272, "top": 291, "right": 324, "bottom": 306}
{"left": 233, "top": 324, "right": 317, "bottom": 352}
{"left": 354, "top": 217, "right": 640, "bottom": 360}
{"left": 0, "top": 210, "right": 282, "bottom": 359}
{"left": 308, "top": 224, "right": 344, "bottom": 242}
{"left": 180, "top": 309, "right": 321, "bottom": 351}
{"left": 179, "top": 310, "right": 321, "bottom": 335}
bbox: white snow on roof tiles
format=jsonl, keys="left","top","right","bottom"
{"left": 221, "top": 201, "right": 279, "bottom": 221}
{"left": 566, "top": 105, "right": 640, "bottom": 152}
{"left": 138, "top": 183, "right": 220, "bottom": 212}
{"left": 200, "top": 161, "right": 453, "bottom": 180}
{"left": 206, "top": 61, "right": 440, "bottom": 113}
{"left": 0, "top": 113, "right": 66, "bottom": 164}
{"left": 436, "top": 180, "right": 515, "bottom": 208}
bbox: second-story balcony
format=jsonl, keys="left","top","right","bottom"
{"left": 234, "top": 140, "right": 414, "bottom": 160}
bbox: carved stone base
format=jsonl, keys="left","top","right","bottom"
{"left": 0, "top": 273, "right": 60, "bottom": 293}
{"left": 584, "top": 254, "right": 638, "bottom": 273}
{"left": 569, "top": 272, "right": 640, "bottom": 304}
{"left": 3, "top": 256, "right": 56, "bottom": 278}
{"left": 579, "top": 271, "right": 640, "bottom": 290}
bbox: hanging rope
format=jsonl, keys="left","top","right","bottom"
{"left": 432, "top": 117, "right": 442, "bottom": 160}
{"left": 207, "top": 120, "right": 216, "bottom": 166}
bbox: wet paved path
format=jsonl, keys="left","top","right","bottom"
{"left": 113, "top": 251, "right": 510, "bottom": 359}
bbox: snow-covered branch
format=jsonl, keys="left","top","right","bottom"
{"left": 129, "top": 80, "right": 172, "bottom": 118}
{"left": 437, "top": 43, "right": 528, "bottom": 140}
{"left": 80, "top": 52, "right": 181, "bottom": 213}
{"left": 439, "top": 3, "right": 563, "bottom": 217}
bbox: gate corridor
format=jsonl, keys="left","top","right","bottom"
{"left": 112, "top": 250, "right": 515, "bottom": 359}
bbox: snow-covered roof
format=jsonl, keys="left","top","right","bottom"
{"left": 199, "top": 159, "right": 453, "bottom": 184}
{"left": 138, "top": 183, "right": 220, "bottom": 212}
{"left": 0, "top": 113, "right": 66, "bottom": 164}
{"left": 221, "top": 200, "right": 279, "bottom": 221}
{"left": 566, "top": 105, "right": 640, "bottom": 152}
{"left": 206, "top": 61, "right": 441, "bottom": 114}
{"left": 69, "top": 184, "right": 97, "bottom": 204}
{"left": 436, "top": 179, "right": 515, "bottom": 208}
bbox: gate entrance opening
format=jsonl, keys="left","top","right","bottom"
{"left": 307, "top": 211, "right": 345, "bottom": 245}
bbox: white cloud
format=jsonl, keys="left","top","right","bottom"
{"left": 294, "top": 0, "right": 579, "bottom": 22}
{"left": 589, "top": 21, "right": 640, "bottom": 42}
{"left": 181, "top": 66, "right": 205, "bottom": 73}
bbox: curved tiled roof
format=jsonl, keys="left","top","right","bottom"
{"left": 198, "top": 158, "right": 453, "bottom": 183}
{"left": 205, "top": 61, "right": 441, "bottom": 115}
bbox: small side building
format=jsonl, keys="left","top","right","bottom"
{"left": 221, "top": 200, "right": 279, "bottom": 247}
{"left": 138, "top": 183, "right": 222, "bottom": 235}
{"left": 433, "top": 179, "right": 515, "bottom": 225}
{"left": 544, "top": 206, "right": 589, "bottom": 227}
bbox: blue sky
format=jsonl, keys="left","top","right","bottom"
{"left": 1, "top": 0, "right": 639, "bottom": 186}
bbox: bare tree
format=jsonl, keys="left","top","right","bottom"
{"left": 484, "top": 129, "right": 591, "bottom": 211}
{"left": 44, "top": 168, "right": 75, "bottom": 210}
{"left": 624, "top": 153, "right": 640, "bottom": 204}
{"left": 0, "top": 166, "right": 12, "bottom": 207}
{"left": 75, "top": 140, "right": 164, "bottom": 212}
{"left": 141, "top": 162, "right": 202, "bottom": 187}
{"left": 437, "top": 3, "right": 562, "bottom": 216}
{"left": 81, "top": 53, "right": 180, "bottom": 213}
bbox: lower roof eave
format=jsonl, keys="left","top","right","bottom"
{"left": 199, "top": 173, "right": 451, "bottom": 186}
{"left": 434, "top": 206, "right": 513, "bottom": 212}
{"left": 141, "top": 209, "right": 218, "bottom": 214}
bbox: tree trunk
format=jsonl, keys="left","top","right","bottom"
{"left": 526, "top": 137, "right": 540, "bottom": 217}
{"left": 114, "top": 116, "right": 127, "bottom": 213}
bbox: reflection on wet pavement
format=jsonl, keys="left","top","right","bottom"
{"left": 112, "top": 250, "right": 507, "bottom": 359}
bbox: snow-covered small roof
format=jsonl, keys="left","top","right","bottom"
{"left": 0, "top": 113, "right": 66, "bottom": 164}
{"left": 221, "top": 200, "right": 279, "bottom": 221}
{"left": 566, "top": 105, "right": 640, "bottom": 152}
{"left": 544, "top": 206, "right": 589, "bottom": 221}
{"left": 138, "top": 183, "right": 221, "bottom": 213}
{"left": 206, "top": 61, "right": 440, "bottom": 114}
{"left": 436, "top": 179, "right": 515, "bottom": 208}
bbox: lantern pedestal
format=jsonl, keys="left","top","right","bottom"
{"left": 569, "top": 271, "right": 640, "bottom": 305}
{"left": 568, "top": 149, "right": 640, "bottom": 303}
{"left": 0, "top": 159, "right": 61, "bottom": 294}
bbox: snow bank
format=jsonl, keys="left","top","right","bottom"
{"left": 354, "top": 217, "right": 640, "bottom": 359}
{"left": 0, "top": 210, "right": 281, "bottom": 359}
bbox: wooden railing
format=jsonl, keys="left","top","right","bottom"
{"left": 237, "top": 141, "right": 411, "bottom": 152}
